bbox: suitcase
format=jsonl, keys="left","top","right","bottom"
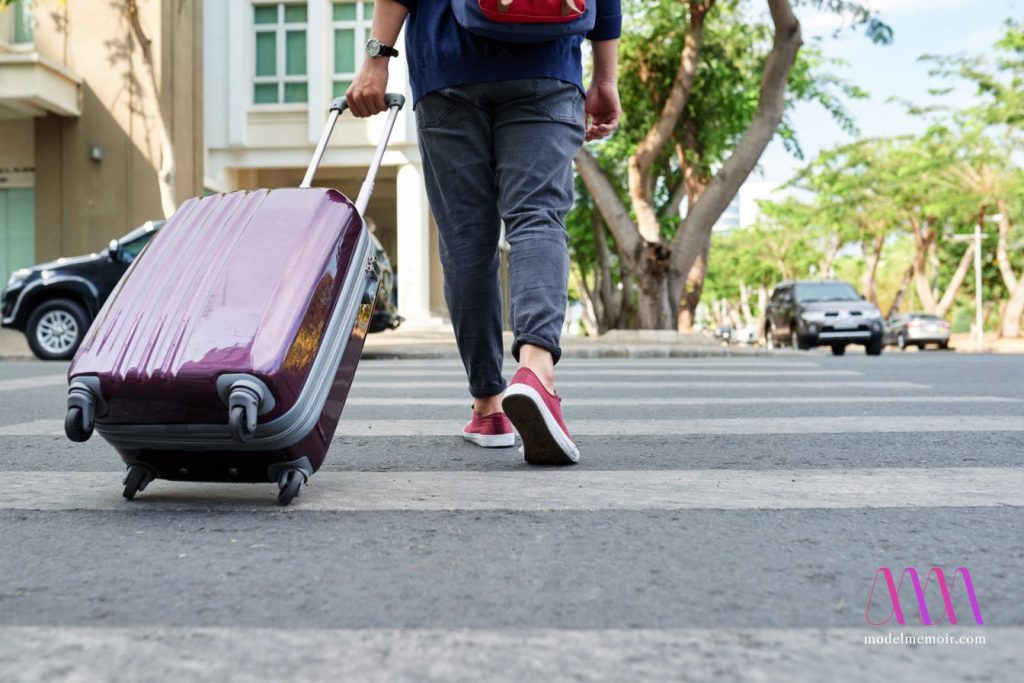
{"left": 64, "top": 93, "right": 406, "bottom": 505}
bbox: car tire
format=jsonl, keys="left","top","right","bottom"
{"left": 765, "top": 328, "right": 775, "bottom": 350}
{"left": 896, "top": 332, "right": 907, "bottom": 351}
{"left": 939, "top": 340, "right": 950, "bottom": 350}
{"left": 831, "top": 344, "right": 846, "bottom": 356}
{"left": 790, "top": 327, "right": 809, "bottom": 351}
{"left": 26, "top": 298, "right": 89, "bottom": 361}
{"left": 866, "top": 335, "right": 884, "bottom": 356}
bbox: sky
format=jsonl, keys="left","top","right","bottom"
{"left": 755, "top": 0, "right": 1023, "bottom": 186}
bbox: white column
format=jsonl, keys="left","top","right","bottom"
{"left": 226, "top": 0, "right": 249, "bottom": 147}
{"left": 306, "top": 0, "right": 328, "bottom": 144}
{"left": 396, "top": 162, "right": 437, "bottom": 326}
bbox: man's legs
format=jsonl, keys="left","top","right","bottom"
{"left": 415, "top": 85, "right": 506, "bottom": 414}
{"left": 492, "top": 79, "right": 585, "bottom": 463}
{"left": 492, "top": 79, "right": 584, "bottom": 388}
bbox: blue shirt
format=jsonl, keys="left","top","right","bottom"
{"left": 394, "top": 0, "right": 622, "bottom": 104}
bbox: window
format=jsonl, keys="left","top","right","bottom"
{"left": 252, "top": 3, "right": 308, "bottom": 105}
{"left": 2, "top": 0, "right": 34, "bottom": 45}
{"left": 332, "top": 1, "right": 374, "bottom": 98}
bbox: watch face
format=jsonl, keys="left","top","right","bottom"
{"left": 366, "top": 38, "right": 381, "bottom": 57}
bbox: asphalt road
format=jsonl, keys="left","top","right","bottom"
{"left": 0, "top": 351, "right": 1022, "bottom": 682}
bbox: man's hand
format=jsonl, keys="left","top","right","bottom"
{"left": 584, "top": 80, "right": 620, "bottom": 141}
{"left": 346, "top": 59, "right": 389, "bottom": 118}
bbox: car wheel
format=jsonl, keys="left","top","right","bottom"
{"left": 866, "top": 335, "right": 884, "bottom": 356}
{"left": 790, "top": 328, "right": 808, "bottom": 351}
{"left": 765, "top": 328, "right": 775, "bottom": 350}
{"left": 896, "top": 332, "right": 907, "bottom": 351}
{"left": 831, "top": 344, "right": 846, "bottom": 356}
{"left": 939, "top": 340, "right": 950, "bottom": 350}
{"left": 26, "top": 299, "right": 89, "bottom": 361}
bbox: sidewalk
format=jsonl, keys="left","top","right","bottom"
{"left": 361, "top": 326, "right": 777, "bottom": 359}
{"left": 0, "top": 326, "right": 775, "bottom": 361}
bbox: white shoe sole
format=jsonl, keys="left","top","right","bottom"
{"left": 501, "top": 383, "right": 579, "bottom": 465}
{"left": 462, "top": 431, "right": 515, "bottom": 448}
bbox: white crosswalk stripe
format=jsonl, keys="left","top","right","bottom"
{"left": 0, "top": 375, "right": 67, "bottom": 393}
{"left": 2, "top": 467, "right": 1022, "bottom": 512}
{"left": 0, "top": 626, "right": 1014, "bottom": 683}
{"left": 353, "top": 380, "right": 929, "bottom": 389}
{"left": 3, "top": 414, "right": 1022, "bottom": 437}
{"left": 345, "top": 395, "right": 1018, "bottom": 407}
{"left": 355, "top": 368, "right": 863, "bottom": 377}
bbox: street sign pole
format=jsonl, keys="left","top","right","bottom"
{"left": 974, "top": 221, "right": 984, "bottom": 352}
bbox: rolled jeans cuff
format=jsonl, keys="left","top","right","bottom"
{"left": 469, "top": 380, "right": 508, "bottom": 400}
{"left": 512, "top": 333, "right": 562, "bottom": 365}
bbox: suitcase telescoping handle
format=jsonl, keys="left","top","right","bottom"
{"left": 300, "top": 93, "right": 407, "bottom": 216}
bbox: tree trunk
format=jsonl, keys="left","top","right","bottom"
{"left": 756, "top": 283, "right": 769, "bottom": 340}
{"left": 127, "top": 0, "right": 177, "bottom": 218}
{"left": 861, "top": 233, "right": 884, "bottom": 304}
{"left": 935, "top": 242, "right": 975, "bottom": 319}
{"left": 910, "top": 216, "right": 938, "bottom": 313}
{"left": 676, "top": 230, "right": 711, "bottom": 331}
{"left": 1001, "top": 277, "right": 1024, "bottom": 338}
{"left": 996, "top": 200, "right": 1018, "bottom": 293}
{"left": 668, "top": 0, "right": 803, "bottom": 315}
{"left": 821, "top": 235, "right": 842, "bottom": 279}
{"left": 887, "top": 265, "right": 914, "bottom": 319}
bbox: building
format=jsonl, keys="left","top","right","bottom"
{"left": 0, "top": 0, "right": 203, "bottom": 286}
{"left": 203, "top": 0, "right": 446, "bottom": 326}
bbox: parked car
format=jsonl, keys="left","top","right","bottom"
{"left": 2, "top": 221, "right": 401, "bottom": 361}
{"left": 732, "top": 326, "right": 758, "bottom": 345}
{"left": 884, "top": 312, "right": 950, "bottom": 350}
{"left": 764, "top": 279, "right": 885, "bottom": 356}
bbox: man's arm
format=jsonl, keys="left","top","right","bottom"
{"left": 346, "top": 0, "right": 410, "bottom": 117}
{"left": 586, "top": 39, "right": 620, "bottom": 141}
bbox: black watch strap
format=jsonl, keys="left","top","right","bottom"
{"left": 378, "top": 44, "right": 399, "bottom": 58}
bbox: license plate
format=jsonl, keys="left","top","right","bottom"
{"left": 833, "top": 322, "right": 857, "bottom": 330}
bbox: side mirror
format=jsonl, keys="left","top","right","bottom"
{"left": 108, "top": 239, "right": 121, "bottom": 261}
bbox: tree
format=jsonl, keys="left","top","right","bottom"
{"left": 575, "top": 0, "right": 889, "bottom": 329}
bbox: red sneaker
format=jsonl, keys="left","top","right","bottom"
{"left": 462, "top": 410, "right": 515, "bottom": 448}
{"left": 502, "top": 367, "right": 579, "bottom": 465}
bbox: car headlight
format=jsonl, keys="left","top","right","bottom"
{"left": 862, "top": 307, "right": 882, "bottom": 319}
{"left": 4, "top": 268, "right": 31, "bottom": 291}
{"left": 800, "top": 311, "right": 826, "bottom": 322}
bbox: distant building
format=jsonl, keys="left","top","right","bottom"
{"left": 706, "top": 180, "right": 780, "bottom": 235}
{"left": 0, "top": 0, "right": 203, "bottom": 286}
{"left": 203, "top": 0, "right": 445, "bottom": 326}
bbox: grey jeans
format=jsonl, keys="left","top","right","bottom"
{"left": 415, "top": 78, "right": 585, "bottom": 399}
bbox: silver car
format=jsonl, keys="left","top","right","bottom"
{"left": 884, "top": 312, "right": 951, "bottom": 350}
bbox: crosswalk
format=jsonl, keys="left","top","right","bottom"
{"left": 0, "top": 355, "right": 1020, "bottom": 682}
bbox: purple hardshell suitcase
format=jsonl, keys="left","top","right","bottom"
{"left": 64, "top": 94, "right": 406, "bottom": 505}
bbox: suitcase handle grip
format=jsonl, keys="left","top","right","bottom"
{"left": 300, "top": 93, "right": 406, "bottom": 215}
{"left": 329, "top": 93, "right": 406, "bottom": 114}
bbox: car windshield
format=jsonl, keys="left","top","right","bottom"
{"left": 794, "top": 282, "right": 861, "bottom": 303}
{"left": 120, "top": 230, "right": 156, "bottom": 262}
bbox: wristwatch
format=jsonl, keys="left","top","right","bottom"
{"left": 366, "top": 38, "right": 399, "bottom": 58}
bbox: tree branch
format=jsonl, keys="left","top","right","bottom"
{"left": 668, "top": 0, "right": 802, "bottom": 291}
{"left": 627, "top": 0, "right": 713, "bottom": 242}
{"left": 936, "top": 241, "right": 975, "bottom": 319}
{"left": 574, "top": 148, "right": 643, "bottom": 267}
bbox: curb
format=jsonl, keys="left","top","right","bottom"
{"left": 361, "top": 345, "right": 788, "bottom": 360}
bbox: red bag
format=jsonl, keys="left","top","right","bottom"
{"left": 479, "top": 0, "right": 586, "bottom": 24}
{"left": 451, "top": 0, "right": 596, "bottom": 43}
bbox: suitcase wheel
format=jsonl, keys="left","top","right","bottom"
{"left": 229, "top": 405, "right": 254, "bottom": 443}
{"left": 123, "top": 465, "right": 154, "bottom": 501}
{"left": 277, "top": 469, "right": 305, "bottom": 506}
{"left": 64, "top": 406, "right": 94, "bottom": 443}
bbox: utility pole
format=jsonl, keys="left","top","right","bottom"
{"left": 952, "top": 213, "right": 997, "bottom": 352}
